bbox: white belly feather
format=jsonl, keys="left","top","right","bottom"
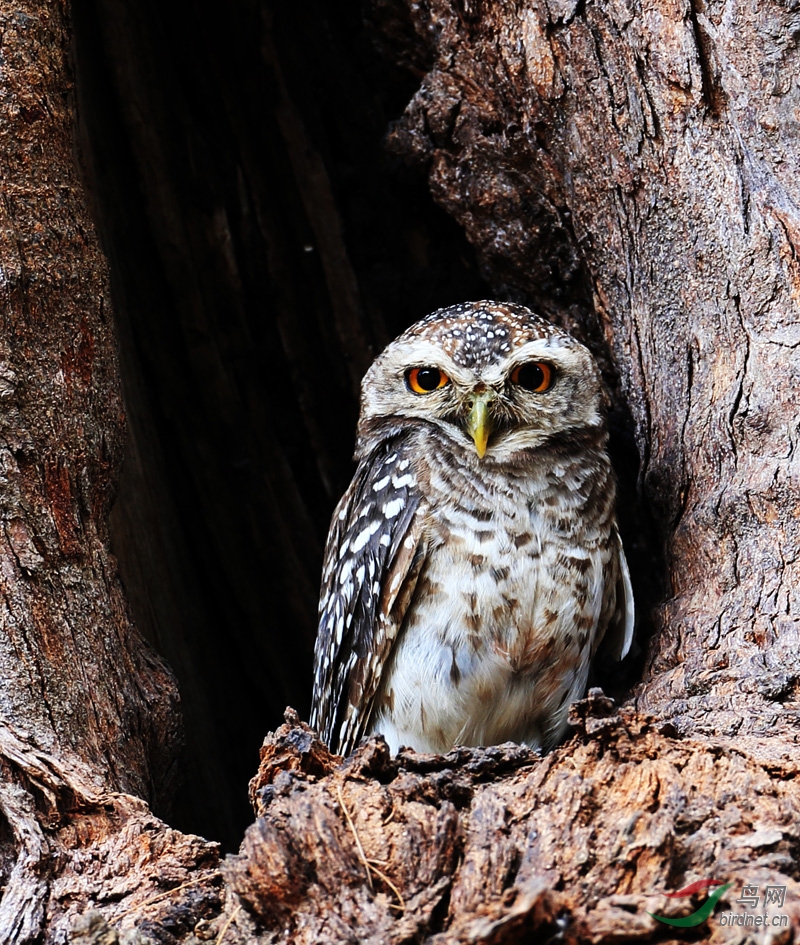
{"left": 370, "top": 461, "right": 613, "bottom": 754}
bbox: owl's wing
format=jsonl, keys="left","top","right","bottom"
{"left": 311, "top": 439, "right": 425, "bottom": 756}
{"left": 601, "top": 526, "right": 635, "bottom": 660}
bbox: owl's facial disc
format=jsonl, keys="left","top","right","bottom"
{"left": 403, "top": 364, "right": 496, "bottom": 458}
{"left": 356, "top": 315, "right": 605, "bottom": 463}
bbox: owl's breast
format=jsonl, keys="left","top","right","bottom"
{"left": 371, "top": 456, "right": 615, "bottom": 754}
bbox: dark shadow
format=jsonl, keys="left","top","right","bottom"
{"left": 72, "top": 0, "right": 488, "bottom": 850}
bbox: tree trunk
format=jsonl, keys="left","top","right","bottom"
{"left": 372, "top": 0, "right": 800, "bottom": 757}
{"left": 1, "top": 0, "right": 798, "bottom": 942}
{"left": 0, "top": 1, "right": 213, "bottom": 939}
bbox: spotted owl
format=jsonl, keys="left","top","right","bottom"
{"left": 311, "top": 301, "right": 633, "bottom": 757}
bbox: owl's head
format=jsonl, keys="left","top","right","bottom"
{"left": 357, "top": 301, "right": 607, "bottom": 463}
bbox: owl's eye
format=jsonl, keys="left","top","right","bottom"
{"left": 510, "top": 361, "right": 553, "bottom": 393}
{"left": 406, "top": 367, "right": 450, "bottom": 394}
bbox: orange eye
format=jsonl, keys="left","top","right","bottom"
{"left": 406, "top": 367, "right": 450, "bottom": 394}
{"left": 511, "top": 361, "right": 553, "bottom": 393}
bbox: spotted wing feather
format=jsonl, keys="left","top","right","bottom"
{"left": 595, "top": 525, "right": 634, "bottom": 661}
{"left": 311, "top": 438, "right": 423, "bottom": 755}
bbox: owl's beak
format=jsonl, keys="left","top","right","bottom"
{"left": 465, "top": 391, "right": 495, "bottom": 459}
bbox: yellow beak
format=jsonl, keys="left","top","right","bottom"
{"left": 465, "top": 392, "right": 495, "bottom": 459}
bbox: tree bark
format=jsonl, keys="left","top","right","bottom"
{"left": 0, "top": 2, "right": 216, "bottom": 940}
{"left": 0, "top": 0, "right": 798, "bottom": 942}
{"left": 375, "top": 0, "right": 800, "bottom": 760}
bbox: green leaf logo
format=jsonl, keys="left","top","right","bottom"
{"left": 648, "top": 882, "right": 734, "bottom": 927}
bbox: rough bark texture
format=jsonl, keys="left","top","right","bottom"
{"left": 0, "top": 2, "right": 195, "bottom": 941}
{"left": 204, "top": 707, "right": 800, "bottom": 944}
{"left": 0, "top": 0, "right": 798, "bottom": 942}
{"left": 371, "top": 0, "right": 800, "bottom": 759}
{"left": 52, "top": 705, "right": 800, "bottom": 944}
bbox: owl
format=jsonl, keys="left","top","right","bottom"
{"left": 311, "top": 301, "right": 633, "bottom": 757}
